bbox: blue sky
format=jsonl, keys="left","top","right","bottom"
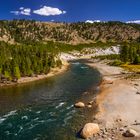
{"left": 1, "top": 0, "right": 140, "bottom": 23}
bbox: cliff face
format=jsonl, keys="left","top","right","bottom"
{"left": 0, "top": 20, "right": 140, "bottom": 44}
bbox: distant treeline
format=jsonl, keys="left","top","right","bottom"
{"left": 94, "top": 43, "right": 140, "bottom": 65}
{"left": 120, "top": 44, "right": 140, "bottom": 64}
{"left": 0, "top": 42, "right": 62, "bottom": 82}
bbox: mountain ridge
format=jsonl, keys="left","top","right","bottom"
{"left": 0, "top": 20, "right": 140, "bottom": 44}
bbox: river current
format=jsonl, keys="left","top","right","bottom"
{"left": 0, "top": 60, "right": 101, "bottom": 140}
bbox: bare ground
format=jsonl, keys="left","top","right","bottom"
{"left": 86, "top": 59, "right": 140, "bottom": 140}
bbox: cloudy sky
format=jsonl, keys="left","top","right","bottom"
{"left": 1, "top": 0, "right": 140, "bottom": 23}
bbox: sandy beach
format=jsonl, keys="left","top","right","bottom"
{"left": 86, "top": 59, "right": 140, "bottom": 139}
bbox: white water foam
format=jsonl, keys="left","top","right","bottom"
{"left": 18, "top": 126, "right": 23, "bottom": 133}
{"left": 49, "top": 112, "right": 56, "bottom": 116}
{"left": 0, "top": 118, "right": 6, "bottom": 124}
{"left": 34, "top": 137, "right": 40, "bottom": 140}
{"left": 33, "top": 118, "right": 39, "bottom": 121}
{"left": 46, "top": 118, "right": 56, "bottom": 123}
{"left": 71, "top": 62, "right": 80, "bottom": 65}
{"left": 5, "top": 131, "right": 12, "bottom": 136}
{"left": 63, "top": 116, "right": 72, "bottom": 126}
{"left": 66, "top": 105, "right": 73, "bottom": 110}
{"left": 26, "top": 108, "right": 32, "bottom": 112}
{"left": 21, "top": 116, "right": 28, "bottom": 120}
{"left": 28, "top": 123, "right": 39, "bottom": 130}
{"left": 37, "top": 120, "right": 45, "bottom": 123}
{"left": 36, "top": 111, "right": 41, "bottom": 114}
{"left": 3, "top": 110, "right": 17, "bottom": 118}
{"left": 66, "top": 110, "right": 76, "bottom": 116}
{"left": 55, "top": 102, "right": 65, "bottom": 109}
{"left": 81, "top": 66, "right": 88, "bottom": 69}
{"left": 0, "top": 110, "right": 17, "bottom": 124}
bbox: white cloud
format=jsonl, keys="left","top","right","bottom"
{"left": 10, "top": 11, "right": 20, "bottom": 15}
{"left": 33, "top": 6, "right": 66, "bottom": 16}
{"left": 19, "top": 7, "right": 24, "bottom": 10}
{"left": 63, "top": 11, "right": 67, "bottom": 14}
{"left": 10, "top": 7, "right": 31, "bottom": 16}
{"left": 21, "top": 8, "right": 31, "bottom": 15}
{"left": 126, "top": 20, "right": 140, "bottom": 24}
{"left": 85, "top": 20, "right": 101, "bottom": 23}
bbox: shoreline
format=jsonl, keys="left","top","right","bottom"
{"left": 0, "top": 60, "right": 69, "bottom": 87}
{"left": 85, "top": 59, "right": 140, "bottom": 139}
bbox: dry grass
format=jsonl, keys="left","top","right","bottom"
{"left": 121, "top": 64, "right": 140, "bottom": 73}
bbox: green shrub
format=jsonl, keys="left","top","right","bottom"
{"left": 108, "top": 60, "right": 124, "bottom": 66}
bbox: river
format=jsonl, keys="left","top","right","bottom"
{"left": 0, "top": 60, "right": 101, "bottom": 140}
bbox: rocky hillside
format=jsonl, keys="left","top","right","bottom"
{"left": 0, "top": 20, "right": 140, "bottom": 44}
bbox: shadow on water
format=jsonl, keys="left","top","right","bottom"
{"left": 0, "top": 59, "right": 102, "bottom": 140}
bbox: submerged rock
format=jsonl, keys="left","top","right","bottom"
{"left": 80, "top": 123, "right": 100, "bottom": 139}
{"left": 123, "top": 128, "right": 138, "bottom": 137}
{"left": 74, "top": 102, "right": 85, "bottom": 108}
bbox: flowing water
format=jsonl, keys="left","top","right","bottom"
{"left": 0, "top": 60, "right": 101, "bottom": 140}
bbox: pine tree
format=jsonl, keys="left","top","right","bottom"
{"left": 120, "top": 45, "right": 129, "bottom": 62}
{"left": 13, "top": 66, "right": 21, "bottom": 80}
{"left": 134, "top": 55, "right": 140, "bottom": 64}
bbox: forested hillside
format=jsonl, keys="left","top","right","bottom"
{"left": 0, "top": 20, "right": 140, "bottom": 44}
{"left": 0, "top": 42, "right": 62, "bottom": 83}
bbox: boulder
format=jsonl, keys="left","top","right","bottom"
{"left": 123, "top": 129, "right": 138, "bottom": 137}
{"left": 80, "top": 123, "right": 100, "bottom": 139}
{"left": 74, "top": 102, "right": 85, "bottom": 108}
{"left": 87, "top": 105, "right": 92, "bottom": 108}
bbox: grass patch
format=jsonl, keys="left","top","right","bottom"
{"left": 121, "top": 64, "right": 140, "bottom": 73}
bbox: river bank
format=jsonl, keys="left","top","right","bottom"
{"left": 86, "top": 59, "right": 140, "bottom": 139}
{"left": 0, "top": 60, "right": 69, "bottom": 87}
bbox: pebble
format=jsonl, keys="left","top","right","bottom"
{"left": 120, "top": 127, "right": 125, "bottom": 131}
{"left": 134, "top": 84, "right": 139, "bottom": 86}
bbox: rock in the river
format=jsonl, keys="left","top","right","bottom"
{"left": 80, "top": 123, "right": 100, "bottom": 139}
{"left": 123, "top": 129, "right": 138, "bottom": 137}
{"left": 74, "top": 102, "right": 85, "bottom": 108}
